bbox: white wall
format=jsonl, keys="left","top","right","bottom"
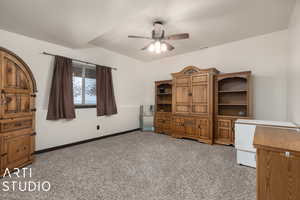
{"left": 142, "top": 30, "right": 289, "bottom": 121}
{"left": 288, "top": 0, "right": 300, "bottom": 124}
{"left": 0, "top": 27, "right": 291, "bottom": 150}
{"left": 0, "top": 29, "right": 145, "bottom": 150}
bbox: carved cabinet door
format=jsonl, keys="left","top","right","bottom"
{"left": 173, "top": 76, "right": 191, "bottom": 115}
{"left": 172, "top": 116, "right": 185, "bottom": 135}
{"left": 195, "top": 118, "right": 209, "bottom": 139}
{"left": 0, "top": 51, "right": 34, "bottom": 119}
{"left": 184, "top": 117, "right": 194, "bottom": 137}
{"left": 191, "top": 74, "right": 209, "bottom": 115}
{"left": 2, "top": 133, "right": 32, "bottom": 169}
{"left": 215, "top": 119, "right": 232, "bottom": 144}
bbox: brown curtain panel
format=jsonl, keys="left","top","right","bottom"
{"left": 96, "top": 66, "right": 117, "bottom": 116}
{"left": 46, "top": 56, "right": 76, "bottom": 120}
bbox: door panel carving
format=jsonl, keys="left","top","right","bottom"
{"left": 5, "top": 134, "right": 31, "bottom": 169}
{"left": 0, "top": 47, "right": 36, "bottom": 176}
{"left": 173, "top": 76, "right": 190, "bottom": 114}
{"left": 191, "top": 75, "right": 209, "bottom": 115}
{"left": 195, "top": 118, "right": 209, "bottom": 139}
{"left": 1, "top": 51, "right": 34, "bottom": 119}
{"left": 171, "top": 66, "right": 218, "bottom": 144}
{"left": 215, "top": 118, "right": 232, "bottom": 144}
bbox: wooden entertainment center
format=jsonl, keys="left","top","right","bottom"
{"left": 154, "top": 66, "right": 252, "bottom": 145}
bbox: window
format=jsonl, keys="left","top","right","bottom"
{"left": 72, "top": 62, "right": 96, "bottom": 108}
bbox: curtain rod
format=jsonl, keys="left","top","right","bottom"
{"left": 42, "top": 52, "right": 117, "bottom": 71}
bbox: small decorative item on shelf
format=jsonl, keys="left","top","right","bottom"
{"left": 159, "top": 88, "right": 165, "bottom": 94}
{"left": 238, "top": 111, "right": 246, "bottom": 116}
{"left": 165, "top": 88, "right": 171, "bottom": 94}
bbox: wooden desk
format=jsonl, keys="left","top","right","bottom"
{"left": 254, "top": 126, "right": 300, "bottom": 200}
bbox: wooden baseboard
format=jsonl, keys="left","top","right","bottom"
{"left": 35, "top": 128, "right": 140, "bottom": 154}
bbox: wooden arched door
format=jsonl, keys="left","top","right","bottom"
{"left": 0, "top": 47, "right": 37, "bottom": 176}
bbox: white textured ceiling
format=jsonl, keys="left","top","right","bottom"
{"left": 0, "top": 0, "right": 295, "bottom": 61}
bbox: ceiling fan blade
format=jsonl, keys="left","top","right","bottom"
{"left": 164, "top": 42, "right": 175, "bottom": 51}
{"left": 164, "top": 33, "right": 189, "bottom": 40}
{"left": 128, "top": 35, "right": 152, "bottom": 40}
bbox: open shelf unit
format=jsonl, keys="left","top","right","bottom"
{"left": 216, "top": 74, "right": 251, "bottom": 117}
{"left": 154, "top": 80, "right": 173, "bottom": 135}
{"left": 156, "top": 81, "right": 172, "bottom": 112}
{"left": 214, "top": 71, "right": 252, "bottom": 145}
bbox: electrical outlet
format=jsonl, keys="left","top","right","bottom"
{"left": 97, "top": 125, "right": 100, "bottom": 130}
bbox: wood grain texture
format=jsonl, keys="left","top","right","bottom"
{"left": 214, "top": 71, "right": 252, "bottom": 145}
{"left": 155, "top": 67, "right": 252, "bottom": 145}
{"left": 254, "top": 127, "right": 300, "bottom": 152}
{"left": 255, "top": 127, "right": 300, "bottom": 200}
{"left": 154, "top": 80, "right": 172, "bottom": 135}
{"left": 0, "top": 48, "right": 36, "bottom": 176}
{"left": 171, "top": 66, "right": 218, "bottom": 144}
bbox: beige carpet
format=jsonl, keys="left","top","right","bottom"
{"left": 0, "top": 131, "right": 256, "bottom": 200}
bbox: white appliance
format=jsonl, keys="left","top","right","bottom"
{"left": 235, "top": 119, "right": 299, "bottom": 168}
{"left": 139, "top": 105, "right": 154, "bottom": 131}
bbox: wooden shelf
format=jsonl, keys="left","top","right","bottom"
{"left": 216, "top": 72, "right": 251, "bottom": 118}
{"left": 218, "top": 90, "right": 247, "bottom": 93}
{"left": 218, "top": 103, "right": 247, "bottom": 106}
{"left": 156, "top": 81, "right": 172, "bottom": 113}
{"left": 217, "top": 115, "right": 250, "bottom": 119}
{"left": 157, "top": 93, "right": 172, "bottom": 95}
{"left": 155, "top": 80, "right": 173, "bottom": 132}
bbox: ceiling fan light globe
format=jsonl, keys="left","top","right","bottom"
{"left": 155, "top": 48, "right": 161, "bottom": 54}
{"left": 148, "top": 44, "right": 155, "bottom": 52}
{"left": 154, "top": 41, "right": 161, "bottom": 51}
{"left": 161, "top": 43, "right": 167, "bottom": 52}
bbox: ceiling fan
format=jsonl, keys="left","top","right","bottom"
{"left": 128, "top": 21, "right": 189, "bottom": 54}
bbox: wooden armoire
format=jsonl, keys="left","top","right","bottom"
{"left": 171, "top": 66, "right": 219, "bottom": 144}
{"left": 0, "top": 47, "right": 37, "bottom": 176}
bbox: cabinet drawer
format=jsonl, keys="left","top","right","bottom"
{"left": 0, "top": 117, "right": 33, "bottom": 133}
